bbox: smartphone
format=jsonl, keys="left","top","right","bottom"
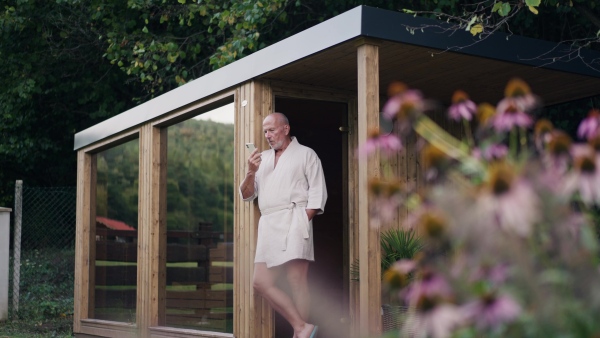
{"left": 245, "top": 143, "right": 256, "bottom": 152}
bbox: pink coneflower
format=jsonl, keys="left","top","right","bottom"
{"left": 563, "top": 144, "right": 600, "bottom": 206}
{"left": 577, "top": 109, "right": 600, "bottom": 141}
{"left": 469, "top": 263, "right": 510, "bottom": 285}
{"left": 382, "top": 82, "right": 425, "bottom": 121}
{"left": 422, "top": 144, "right": 451, "bottom": 181}
{"left": 472, "top": 144, "right": 508, "bottom": 161}
{"left": 476, "top": 162, "right": 540, "bottom": 237}
{"left": 357, "top": 128, "right": 402, "bottom": 158}
{"left": 448, "top": 90, "right": 477, "bottom": 121}
{"left": 491, "top": 99, "right": 533, "bottom": 132}
{"left": 491, "top": 78, "right": 538, "bottom": 132}
{"left": 402, "top": 303, "right": 465, "bottom": 338}
{"left": 534, "top": 118, "right": 554, "bottom": 152}
{"left": 383, "top": 259, "right": 417, "bottom": 289}
{"left": 476, "top": 102, "right": 496, "bottom": 127}
{"left": 404, "top": 269, "right": 453, "bottom": 307}
{"left": 503, "top": 78, "right": 539, "bottom": 113}
{"left": 368, "top": 178, "right": 403, "bottom": 227}
{"left": 463, "top": 293, "right": 521, "bottom": 330}
{"left": 539, "top": 130, "right": 573, "bottom": 177}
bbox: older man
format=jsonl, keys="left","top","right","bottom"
{"left": 239, "top": 112, "right": 327, "bottom": 338}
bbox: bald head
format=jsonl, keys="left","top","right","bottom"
{"left": 263, "top": 112, "right": 291, "bottom": 151}
{"left": 266, "top": 112, "right": 289, "bottom": 127}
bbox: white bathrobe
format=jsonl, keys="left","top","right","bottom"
{"left": 241, "top": 137, "right": 327, "bottom": 268}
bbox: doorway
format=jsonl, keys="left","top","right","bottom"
{"left": 273, "top": 97, "right": 348, "bottom": 338}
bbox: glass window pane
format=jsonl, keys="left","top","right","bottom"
{"left": 165, "top": 103, "right": 234, "bottom": 333}
{"left": 94, "top": 139, "right": 139, "bottom": 323}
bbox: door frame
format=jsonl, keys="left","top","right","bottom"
{"left": 269, "top": 80, "right": 360, "bottom": 337}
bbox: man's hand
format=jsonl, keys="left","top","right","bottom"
{"left": 305, "top": 209, "right": 318, "bottom": 221}
{"left": 247, "top": 148, "right": 261, "bottom": 174}
{"left": 240, "top": 148, "right": 261, "bottom": 200}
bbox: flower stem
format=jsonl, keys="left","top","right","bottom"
{"left": 463, "top": 119, "right": 474, "bottom": 149}
{"left": 510, "top": 128, "right": 518, "bottom": 159}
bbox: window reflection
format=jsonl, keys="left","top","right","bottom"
{"left": 165, "top": 103, "right": 234, "bottom": 332}
{"left": 94, "top": 138, "right": 140, "bottom": 323}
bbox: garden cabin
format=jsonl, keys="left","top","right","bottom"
{"left": 73, "top": 5, "right": 600, "bottom": 338}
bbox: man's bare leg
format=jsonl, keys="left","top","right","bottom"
{"left": 286, "top": 259, "right": 311, "bottom": 321}
{"left": 253, "top": 263, "right": 315, "bottom": 338}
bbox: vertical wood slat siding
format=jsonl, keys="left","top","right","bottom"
{"left": 137, "top": 125, "right": 167, "bottom": 336}
{"left": 234, "top": 80, "right": 274, "bottom": 338}
{"left": 357, "top": 42, "right": 381, "bottom": 337}
{"left": 347, "top": 98, "right": 360, "bottom": 338}
{"left": 74, "top": 151, "right": 95, "bottom": 331}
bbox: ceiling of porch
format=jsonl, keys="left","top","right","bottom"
{"left": 260, "top": 38, "right": 600, "bottom": 108}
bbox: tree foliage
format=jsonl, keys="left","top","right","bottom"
{"left": 1, "top": 0, "right": 599, "bottom": 208}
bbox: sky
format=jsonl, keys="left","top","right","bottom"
{"left": 194, "top": 102, "right": 234, "bottom": 124}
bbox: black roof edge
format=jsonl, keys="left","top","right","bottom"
{"left": 360, "top": 5, "right": 600, "bottom": 78}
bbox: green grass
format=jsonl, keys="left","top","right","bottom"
{"left": 0, "top": 317, "right": 73, "bottom": 338}
{"left": 2, "top": 248, "right": 74, "bottom": 337}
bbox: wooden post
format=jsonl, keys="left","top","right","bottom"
{"left": 137, "top": 125, "right": 168, "bottom": 336}
{"left": 356, "top": 40, "right": 381, "bottom": 337}
{"left": 234, "top": 80, "right": 274, "bottom": 338}
{"left": 74, "top": 151, "right": 96, "bottom": 331}
{"left": 0, "top": 207, "right": 11, "bottom": 321}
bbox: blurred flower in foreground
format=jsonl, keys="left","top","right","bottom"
{"left": 534, "top": 118, "right": 554, "bottom": 151}
{"left": 357, "top": 128, "right": 402, "bottom": 158}
{"left": 448, "top": 90, "right": 476, "bottom": 121}
{"left": 463, "top": 293, "right": 521, "bottom": 330}
{"left": 472, "top": 144, "right": 508, "bottom": 161}
{"left": 577, "top": 109, "right": 600, "bottom": 140}
{"left": 363, "top": 78, "right": 600, "bottom": 338}
{"left": 368, "top": 178, "right": 403, "bottom": 227}
{"left": 414, "top": 210, "right": 448, "bottom": 240}
{"left": 383, "top": 259, "right": 416, "bottom": 289}
{"left": 422, "top": 144, "right": 451, "bottom": 180}
{"left": 476, "top": 102, "right": 496, "bottom": 126}
{"left": 491, "top": 78, "right": 538, "bottom": 132}
{"left": 403, "top": 269, "right": 453, "bottom": 306}
{"left": 564, "top": 145, "right": 600, "bottom": 206}
{"left": 382, "top": 82, "right": 425, "bottom": 123}
{"left": 476, "top": 162, "right": 539, "bottom": 237}
{"left": 469, "top": 263, "right": 510, "bottom": 285}
{"left": 402, "top": 304, "right": 465, "bottom": 338}
{"left": 503, "top": 77, "right": 538, "bottom": 112}
{"left": 491, "top": 102, "right": 533, "bottom": 132}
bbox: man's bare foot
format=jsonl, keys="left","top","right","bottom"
{"left": 295, "top": 323, "right": 315, "bottom": 338}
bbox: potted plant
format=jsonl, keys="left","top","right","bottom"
{"left": 350, "top": 227, "right": 422, "bottom": 282}
{"left": 350, "top": 228, "right": 422, "bottom": 333}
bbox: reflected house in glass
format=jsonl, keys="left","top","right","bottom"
{"left": 72, "top": 5, "right": 600, "bottom": 338}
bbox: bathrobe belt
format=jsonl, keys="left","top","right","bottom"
{"left": 261, "top": 202, "right": 309, "bottom": 251}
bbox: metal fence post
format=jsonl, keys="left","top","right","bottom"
{"left": 0, "top": 207, "right": 11, "bottom": 321}
{"left": 13, "top": 180, "right": 22, "bottom": 316}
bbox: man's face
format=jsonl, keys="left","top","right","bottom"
{"left": 263, "top": 115, "right": 289, "bottom": 150}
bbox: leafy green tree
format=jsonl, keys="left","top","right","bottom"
{"left": 1, "top": 0, "right": 599, "bottom": 209}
